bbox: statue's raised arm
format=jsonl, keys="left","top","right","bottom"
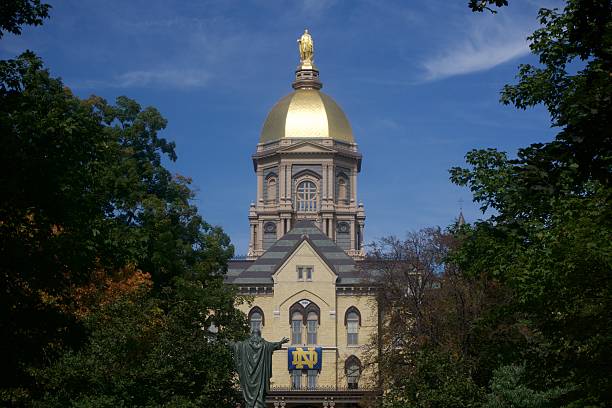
{"left": 230, "top": 330, "right": 287, "bottom": 408}
{"left": 276, "top": 336, "right": 290, "bottom": 348}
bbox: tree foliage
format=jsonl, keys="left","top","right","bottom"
{"left": 0, "top": 52, "right": 246, "bottom": 405}
{"left": 0, "top": 0, "right": 51, "bottom": 38}
{"left": 448, "top": 0, "right": 612, "bottom": 406}
{"left": 371, "top": 1, "right": 611, "bottom": 406}
{"left": 362, "top": 229, "right": 491, "bottom": 407}
{"left": 35, "top": 270, "right": 243, "bottom": 408}
{"left": 468, "top": 1, "right": 508, "bottom": 14}
{"left": 483, "top": 364, "right": 570, "bottom": 408}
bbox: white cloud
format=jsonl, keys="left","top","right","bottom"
{"left": 68, "top": 68, "right": 211, "bottom": 90}
{"left": 115, "top": 69, "right": 211, "bottom": 88}
{"left": 422, "top": 14, "right": 534, "bottom": 81}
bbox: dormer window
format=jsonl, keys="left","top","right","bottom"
{"left": 297, "top": 265, "right": 313, "bottom": 281}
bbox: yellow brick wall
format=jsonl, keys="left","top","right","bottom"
{"left": 236, "top": 240, "right": 378, "bottom": 388}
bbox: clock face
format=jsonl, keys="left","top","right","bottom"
{"left": 337, "top": 222, "right": 350, "bottom": 233}
{"left": 264, "top": 222, "right": 276, "bottom": 233}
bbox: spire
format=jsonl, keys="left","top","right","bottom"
{"left": 457, "top": 198, "right": 465, "bottom": 226}
{"left": 458, "top": 211, "right": 465, "bottom": 227}
{"left": 293, "top": 29, "right": 322, "bottom": 90}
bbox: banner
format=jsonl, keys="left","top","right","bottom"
{"left": 287, "top": 347, "right": 322, "bottom": 371}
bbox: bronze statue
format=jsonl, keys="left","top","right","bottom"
{"left": 230, "top": 330, "right": 289, "bottom": 408}
{"left": 297, "top": 29, "right": 314, "bottom": 65}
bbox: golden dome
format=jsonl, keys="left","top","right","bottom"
{"left": 259, "top": 88, "right": 354, "bottom": 144}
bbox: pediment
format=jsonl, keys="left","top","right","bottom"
{"left": 277, "top": 141, "right": 337, "bottom": 154}
{"left": 272, "top": 239, "right": 338, "bottom": 283}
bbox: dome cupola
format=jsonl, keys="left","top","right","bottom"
{"left": 259, "top": 30, "right": 354, "bottom": 144}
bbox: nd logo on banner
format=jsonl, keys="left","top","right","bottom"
{"left": 288, "top": 347, "right": 322, "bottom": 370}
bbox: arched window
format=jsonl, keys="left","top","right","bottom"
{"left": 345, "top": 307, "right": 361, "bottom": 346}
{"left": 336, "top": 221, "right": 351, "bottom": 251}
{"left": 337, "top": 176, "right": 348, "bottom": 203}
{"left": 296, "top": 180, "right": 317, "bottom": 212}
{"left": 291, "top": 312, "right": 303, "bottom": 344}
{"left": 266, "top": 176, "right": 277, "bottom": 203}
{"left": 289, "top": 300, "right": 320, "bottom": 345}
{"left": 345, "top": 356, "right": 362, "bottom": 389}
{"left": 248, "top": 307, "right": 264, "bottom": 333}
{"left": 307, "top": 311, "right": 318, "bottom": 345}
{"left": 263, "top": 222, "right": 277, "bottom": 250}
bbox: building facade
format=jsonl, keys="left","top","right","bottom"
{"left": 226, "top": 30, "right": 379, "bottom": 407}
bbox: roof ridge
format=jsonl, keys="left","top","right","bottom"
{"left": 238, "top": 220, "right": 355, "bottom": 282}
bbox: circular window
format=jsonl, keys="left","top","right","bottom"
{"left": 264, "top": 222, "right": 276, "bottom": 233}
{"left": 337, "top": 222, "right": 350, "bottom": 233}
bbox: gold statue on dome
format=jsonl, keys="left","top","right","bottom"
{"left": 297, "top": 29, "right": 314, "bottom": 66}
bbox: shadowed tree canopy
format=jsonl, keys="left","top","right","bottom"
{"left": 0, "top": 52, "right": 246, "bottom": 406}
{"left": 449, "top": 0, "right": 612, "bottom": 406}
{"left": 0, "top": 0, "right": 50, "bottom": 38}
{"left": 468, "top": 0, "right": 508, "bottom": 13}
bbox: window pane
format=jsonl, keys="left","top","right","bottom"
{"left": 291, "top": 370, "right": 302, "bottom": 390}
{"left": 250, "top": 320, "right": 261, "bottom": 333}
{"left": 291, "top": 319, "right": 302, "bottom": 344}
{"left": 297, "top": 181, "right": 317, "bottom": 212}
{"left": 347, "top": 363, "right": 360, "bottom": 389}
{"left": 297, "top": 267, "right": 303, "bottom": 280}
{"left": 347, "top": 310, "right": 359, "bottom": 345}
{"left": 250, "top": 311, "right": 262, "bottom": 333}
{"left": 307, "top": 370, "right": 317, "bottom": 389}
{"left": 307, "top": 319, "right": 317, "bottom": 345}
{"left": 306, "top": 267, "right": 312, "bottom": 280}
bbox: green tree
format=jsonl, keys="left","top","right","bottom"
{"left": 450, "top": 0, "right": 612, "bottom": 405}
{"left": 0, "top": 52, "right": 245, "bottom": 405}
{"left": 383, "top": 349, "right": 484, "bottom": 408}
{"left": 362, "top": 229, "right": 488, "bottom": 407}
{"left": 35, "top": 270, "right": 244, "bottom": 408}
{"left": 468, "top": 1, "right": 508, "bottom": 14}
{"left": 0, "top": 0, "right": 50, "bottom": 38}
{"left": 483, "top": 364, "right": 569, "bottom": 408}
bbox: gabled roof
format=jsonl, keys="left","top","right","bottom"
{"left": 226, "top": 220, "right": 361, "bottom": 285}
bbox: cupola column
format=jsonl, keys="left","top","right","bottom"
{"left": 257, "top": 169, "right": 264, "bottom": 204}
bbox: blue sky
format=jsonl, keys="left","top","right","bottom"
{"left": 1, "top": 0, "right": 560, "bottom": 255}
